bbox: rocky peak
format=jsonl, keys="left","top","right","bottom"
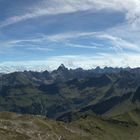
{"left": 57, "top": 64, "right": 68, "bottom": 71}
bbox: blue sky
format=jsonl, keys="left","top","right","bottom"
{"left": 0, "top": 0, "right": 140, "bottom": 72}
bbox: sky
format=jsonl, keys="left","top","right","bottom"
{"left": 0, "top": 0, "right": 140, "bottom": 72}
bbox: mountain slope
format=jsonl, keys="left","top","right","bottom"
{"left": 0, "top": 110, "right": 140, "bottom": 140}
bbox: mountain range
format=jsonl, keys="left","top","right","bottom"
{"left": 0, "top": 65, "right": 140, "bottom": 117}
{"left": 0, "top": 65, "right": 140, "bottom": 140}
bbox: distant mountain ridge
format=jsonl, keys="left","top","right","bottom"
{"left": 0, "top": 63, "right": 136, "bottom": 74}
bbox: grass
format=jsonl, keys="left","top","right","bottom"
{"left": 0, "top": 110, "right": 140, "bottom": 140}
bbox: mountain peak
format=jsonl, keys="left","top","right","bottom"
{"left": 57, "top": 64, "right": 68, "bottom": 71}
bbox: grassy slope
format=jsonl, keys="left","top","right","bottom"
{"left": 0, "top": 110, "right": 140, "bottom": 140}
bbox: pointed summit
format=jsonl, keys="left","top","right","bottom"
{"left": 57, "top": 64, "right": 68, "bottom": 71}
{"left": 94, "top": 66, "right": 101, "bottom": 73}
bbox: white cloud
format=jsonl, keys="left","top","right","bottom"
{"left": 65, "top": 43, "right": 97, "bottom": 49}
{"left": 27, "top": 47, "right": 53, "bottom": 52}
{"left": 0, "top": 0, "right": 140, "bottom": 71}
{"left": 97, "top": 34, "right": 140, "bottom": 51}
{"left": 0, "top": 0, "right": 94, "bottom": 27}
{"left": 1, "top": 0, "right": 140, "bottom": 27}
{"left": 46, "top": 32, "right": 140, "bottom": 52}
{"left": 1, "top": 31, "right": 139, "bottom": 54}
{"left": 0, "top": 52, "right": 140, "bottom": 73}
